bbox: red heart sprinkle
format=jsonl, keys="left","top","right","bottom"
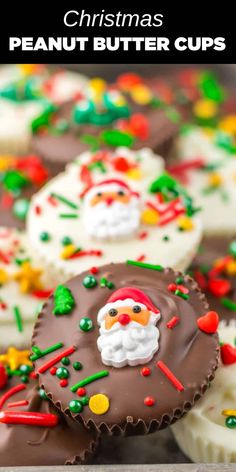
{"left": 221, "top": 344, "right": 236, "bottom": 365}
{"left": 208, "top": 279, "right": 231, "bottom": 297}
{"left": 197, "top": 311, "right": 219, "bottom": 334}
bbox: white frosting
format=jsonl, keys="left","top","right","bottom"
{"left": 172, "top": 322, "right": 236, "bottom": 463}
{"left": 97, "top": 310, "right": 161, "bottom": 368}
{"left": 27, "top": 147, "right": 202, "bottom": 282}
{"left": 44, "top": 71, "right": 88, "bottom": 103}
{"left": 0, "top": 227, "right": 51, "bottom": 349}
{"left": 176, "top": 127, "right": 236, "bottom": 235}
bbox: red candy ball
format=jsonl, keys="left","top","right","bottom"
{"left": 60, "top": 379, "right": 68, "bottom": 388}
{"left": 144, "top": 396, "right": 155, "bottom": 407}
{"left": 50, "top": 367, "right": 57, "bottom": 375}
{"left": 141, "top": 367, "right": 151, "bottom": 377}
{"left": 77, "top": 387, "right": 86, "bottom": 397}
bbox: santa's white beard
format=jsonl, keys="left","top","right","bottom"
{"left": 83, "top": 198, "right": 140, "bottom": 240}
{"left": 97, "top": 317, "right": 160, "bottom": 368}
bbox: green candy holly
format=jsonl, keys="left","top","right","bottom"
{"left": 53, "top": 285, "right": 75, "bottom": 316}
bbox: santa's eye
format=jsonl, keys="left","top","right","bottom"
{"left": 108, "top": 308, "right": 118, "bottom": 317}
{"left": 132, "top": 305, "right": 141, "bottom": 313}
{"left": 118, "top": 190, "right": 125, "bottom": 196}
{"left": 97, "top": 192, "right": 102, "bottom": 197}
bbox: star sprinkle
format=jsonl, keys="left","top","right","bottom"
{"left": 0, "top": 347, "right": 31, "bottom": 370}
{"left": 13, "top": 262, "right": 42, "bottom": 293}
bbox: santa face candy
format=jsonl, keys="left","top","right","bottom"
{"left": 31, "top": 75, "right": 180, "bottom": 169}
{"left": 0, "top": 227, "right": 52, "bottom": 349}
{"left": 0, "top": 351, "right": 97, "bottom": 466}
{"left": 0, "top": 64, "right": 88, "bottom": 154}
{"left": 0, "top": 154, "right": 49, "bottom": 229}
{"left": 32, "top": 262, "right": 219, "bottom": 435}
{"left": 172, "top": 321, "right": 236, "bottom": 463}
{"left": 27, "top": 148, "right": 202, "bottom": 282}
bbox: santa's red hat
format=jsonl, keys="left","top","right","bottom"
{"left": 82, "top": 179, "right": 140, "bottom": 199}
{"left": 97, "top": 286, "right": 159, "bottom": 324}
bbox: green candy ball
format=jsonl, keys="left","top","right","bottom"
{"left": 56, "top": 367, "right": 69, "bottom": 379}
{"left": 69, "top": 399, "right": 83, "bottom": 413}
{"left": 73, "top": 362, "right": 82, "bottom": 371}
{"left": 79, "top": 317, "right": 93, "bottom": 332}
{"left": 13, "top": 198, "right": 29, "bottom": 220}
{"left": 82, "top": 275, "right": 97, "bottom": 289}
{"left": 226, "top": 416, "right": 236, "bottom": 429}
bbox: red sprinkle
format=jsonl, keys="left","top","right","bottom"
{"left": 168, "top": 283, "right": 177, "bottom": 292}
{"left": 138, "top": 231, "right": 148, "bottom": 240}
{"left": 7, "top": 400, "right": 29, "bottom": 408}
{"left": 144, "top": 396, "right": 155, "bottom": 407}
{"left": 166, "top": 316, "right": 180, "bottom": 329}
{"left": 30, "top": 372, "right": 38, "bottom": 379}
{"left": 32, "top": 289, "right": 53, "bottom": 299}
{"left": 157, "top": 361, "right": 184, "bottom": 392}
{"left": 35, "top": 205, "right": 42, "bottom": 215}
{"left": 113, "top": 156, "right": 130, "bottom": 172}
{"left": 1, "top": 193, "right": 14, "bottom": 209}
{"left": 0, "top": 250, "right": 11, "bottom": 265}
{"left": 0, "top": 411, "right": 59, "bottom": 427}
{"left": 141, "top": 367, "right": 151, "bottom": 377}
{"left": 208, "top": 279, "right": 231, "bottom": 297}
{"left": 0, "top": 384, "right": 26, "bottom": 410}
{"left": 60, "top": 379, "right": 68, "bottom": 388}
{"left": 50, "top": 367, "right": 57, "bottom": 375}
{"left": 194, "top": 270, "right": 208, "bottom": 290}
{"left": 38, "top": 346, "right": 76, "bottom": 374}
{"left": 136, "top": 254, "right": 146, "bottom": 262}
{"left": 221, "top": 344, "right": 236, "bottom": 365}
{"left": 47, "top": 195, "right": 58, "bottom": 207}
{"left": 90, "top": 267, "right": 99, "bottom": 275}
{"left": 77, "top": 387, "right": 86, "bottom": 397}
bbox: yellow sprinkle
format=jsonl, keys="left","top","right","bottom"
{"left": 0, "top": 346, "right": 31, "bottom": 371}
{"left": 131, "top": 85, "right": 152, "bottom": 105}
{"left": 226, "top": 260, "right": 236, "bottom": 276}
{"left": 177, "top": 216, "right": 194, "bottom": 231}
{"left": 18, "top": 64, "right": 38, "bottom": 75}
{"left": 89, "top": 78, "right": 106, "bottom": 94}
{"left": 89, "top": 394, "right": 110, "bottom": 415}
{"left": 219, "top": 115, "right": 236, "bottom": 135}
{"left": 193, "top": 99, "right": 218, "bottom": 119}
{"left": 60, "top": 244, "right": 76, "bottom": 260}
{"left": 141, "top": 208, "right": 160, "bottom": 225}
{"left": 222, "top": 409, "right": 236, "bottom": 417}
{"left": 13, "top": 262, "right": 42, "bottom": 294}
{"left": 0, "top": 269, "right": 9, "bottom": 285}
{"left": 208, "top": 172, "right": 223, "bottom": 187}
{"left": 0, "top": 156, "right": 16, "bottom": 172}
{"left": 126, "top": 168, "right": 142, "bottom": 180}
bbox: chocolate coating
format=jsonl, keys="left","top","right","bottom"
{"left": 0, "top": 376, "right": 97, "bottom": 466}
{"left": 33, "top": 263, "right": 219, "bottom": 435}
{"left": 31, "top": 100, "right": 178, "bottom": 168}
{"left": 189, "top": 236, "right": 236, "bottom": 322}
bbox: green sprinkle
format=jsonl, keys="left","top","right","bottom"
{"left": 19, "top": 364, "right": 32, "bottom": 374}
{"left": 30, "top": 342, "right": 64, "bottom": 361}
{"left": 70, "top": 370, "right": 109, "bottom": 392}
{"left": 69, "top": 399, "right": 83, "bottom": 413}
{"left": 229, "top": 241, "right": 236, "bottom": 258}
{"left": 59, "top": 213, "right": 78, "bottom": 218}
{"left": 175, "top": 277, "right": 184, "bottom": 285}
{"left": 163, "top": 235, "right": 169, "bottom": 242}
{"left": 50, "top": 193, "right": 78, "bottom": 210}
{"left": 106, "top": 281, "right": 115, "bottom": 289}
{"left": 127, "top": 260, "right": 164, "bottom": 272}
{"left": 79, "top": 317, "right": 93, "bottom": 332}
{"left": 100, "top": 277, "right": 107, "bottom": 287}
{"left": 101, "top": 130, "right": 134, "bottom": 148}
{"left": 220, "top": 298, "right": 236, "bottom": 311}
{"left": 83, "top": 275, "right": 97, "bottom": 289}
{"left": 21, "top": 375, "right": 29, "bottom": 384}
{"left": 13, "top": 198, "right": 29, "bottom": 221}
{"left": 39, "top": 388, "right": 48, "bottom": 400}
{"left": 61, "top": 357, "right": 70, "bottom": 366}
{"left": 61, "top": 236, "right": 73, "bottom": 246}
{"left": 226, "top": 416, "right": 236, "bottom": 429}
{"left": 56, "top": 367, "right": 69, "bottom": 379}
{"left": 175, "top": 290, "right": 189, "bottom": 300}
{"left": 80, "top": 396, "right": 89, "bottom": 406}
{"left": 73, "top": 362, "right": 82, "bottom": 371}
{"left": 13, "top": 306, "right": 23, "bottom": 332}
{"left": 40, "top": 231, "right": 51, "bottom": 242}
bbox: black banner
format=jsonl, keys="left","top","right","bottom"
{"left": 0, "top": 3, "right": 235, "bottom": 63}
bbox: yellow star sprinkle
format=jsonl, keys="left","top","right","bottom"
{"left": 0, "top": 347, "right": 31, "bottom": 370}
{"left": 131, "top": 84, "right": 152, "bottom": 105}
{"left": 0, "top": 269, "right": 9, "bottom": 286}
{"left": 126, "top": 168, "right": 142, "bottom": 180}
{"left": 226, "top": 260, "right": 236, "bottom": 276}
{"left": 193, "top": 99, "right": 218, "bottom": 119}
{"left": 0, "top": 156, "right": 16, "bottom": 172}
{"left": 219, "top": 115, "right": 236, "bottom": 136}
{"left": 13, "top": 262, "right": 42, "bottom": 294}
{"left": 208, "top": 172, "right": 223, "bottom": 188}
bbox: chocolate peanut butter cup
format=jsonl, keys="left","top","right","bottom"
{"left": 32, "top": 261, "right": 219, "bottom": 435}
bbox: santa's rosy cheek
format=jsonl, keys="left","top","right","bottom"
{"left": 131, "top": 311, "right": 151, "bottom": 326}
{"left": 104, "top": 315, "right": 118, "bottom": 330}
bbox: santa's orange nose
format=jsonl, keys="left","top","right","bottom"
{"left": 118, "top": 314, "right": 131, "bottom": 325}
{"left": 105, "top": 197, "right": 114, "bottom": 206}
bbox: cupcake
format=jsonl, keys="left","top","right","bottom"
{"left": 0, "top": 349, "right": 97, "bottom": 465}
{"left": 0, "top": 64, "right": 88, "bottom": 154}
{"left": 172, "top": 320, "right": 236, "bottom": 463}
{"left": 30, "top": 75, "right": 180, "bottom": 172}
{"left": 0, "top": 154, "right": 50, "bottom": 229}
{"left": 32, "top": 261, "right": 219, "bottom": 435}
{"left": 27, "top": 148, "right": 202, "bottom": 282}
{"left": 0, "top": 227, "right": 53, "bottom": 349}
{"left": 189, "top": 237, "right": 236, "bottom": 322}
